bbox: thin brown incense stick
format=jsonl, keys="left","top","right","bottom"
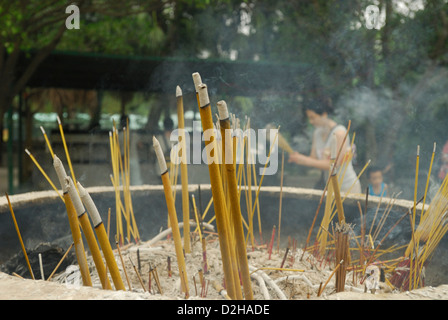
{"left": 366, "top": 197, "right": 423, "bottom": 268}
{"left": 318, "top": 260, "right": 343, "bottom": 296}
{"left": 116, "top": 240, "right": 132, "bottom": 290}
{"left": 129, "top": 257, "right": 146, "bottom": 292}
{"left": 277, "top": 149, "right": 285, "bottom": 253}
{"left": 358, "top": 201, "right": 365, "bottom": 269}
{"left": 47, "top": 242, "right": 74, "bottom": 281}
{"left": 5, "top": 193, "right": 35, "bottom": 280}
{"left": 301, "top": 120, "right": 351, "bottom": 260}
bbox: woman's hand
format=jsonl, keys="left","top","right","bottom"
{"left": 288, "top": 151, "right": 306, "bottom": 165}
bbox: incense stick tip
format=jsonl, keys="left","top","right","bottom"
{"left": 217, "top": 100, "right": 229, "bottom": 120}
{"left": 192, "top": 72, "right": 202, "bottom": 89}
{"left": 24, "top": 149, "right": 30, "bottom": 155}
{"left": 40, "top": 126, "right": 46, "bottom": 135}
{"left": 57, "top": 115, "right": 61, "bottom": 125}
{"left": 176, "top": 85, "right": 182, "bottom": 97}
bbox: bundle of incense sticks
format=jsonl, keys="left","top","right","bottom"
{"left": 109, "top": 123, "right": 140, "bottom": 245}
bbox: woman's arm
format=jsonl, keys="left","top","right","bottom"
{"left": 288, "top": 128, "right": 348, "bottom": 171}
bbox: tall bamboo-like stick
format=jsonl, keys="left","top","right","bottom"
{"left": 78, "top": 182, "right": 126, "bottom": 291}
{"left": 218, "top": 100, "right": 254, "bottom": 300}
{"left": 193, "top": 74, "right": 240, "bottom": 300}
{"left": 53, "top": 155, "right": 91, "bottom": 286}
{"left": 177, "top": 85, "right": 191, "bottom": 253}
{"left": 153, "top": 136, "right": 189, "bottom": 296}
{"left": 5, "top": 193, "right": 35, "bottom": 280}
{"left": 66, "top": 176, "right": 112, "bottom": 290}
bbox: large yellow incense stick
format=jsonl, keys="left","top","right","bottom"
{"left": 53, "top": 155, "right": 91, "bottom": 286}
{"left": 153, "top": 136, "right": 189, "bottom": 295}
{"left": 218, "top": 100, "right": 254, "bottom": 300}
{"left": 66, "top": 176, "right": 112, "bottom": 290}
{"left": 5, "top": 193, "right": 35, "bottom": 280}
{"left": 193, "top": 74, "right": 241, "bottom": 300}
{"left": 78, "top": 182, "right": 127, "bottom": 291}
{"left": 177, "top": 85, "right": 191, "bottom": 253}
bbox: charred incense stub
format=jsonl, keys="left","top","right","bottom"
{"left": 217, "top": 100, "right": 229, "bottom": 121}
{"left": 53, "top": 155, "right": 68, "bottom": 193}
{"left": 77, "top": 182, "right": 103, "bottom": 228}
{"left": 153, "top": 136, "right": 168, "bottom": 174}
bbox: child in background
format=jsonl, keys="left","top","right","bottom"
{"left": 367, "top": 166, "right": 388, "bottom": 197}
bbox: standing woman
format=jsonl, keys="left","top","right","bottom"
{"left": 288, "top": 101, "right": 361, "bottom": 194}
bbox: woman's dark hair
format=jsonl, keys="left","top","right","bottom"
{"left": 305, "top": 96, "right": 334, "bottom": 115}
{"left": 163, "top": 117, "right": 174, "bottom": 131}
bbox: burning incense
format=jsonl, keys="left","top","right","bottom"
{"left": 5, "top": 193, "right": 35, "bottom": 280}
{"left": 53, "top": 156, "right": 92, "bottom": 286}
{"left": 153, "top": 136, "right": 189, "bottom": 296}
{"left": 177, "top": 85, "right": 191, "bottom": 253}
{"left": 66, "top": 176, "right": 112, "bottom": 290}
{"left": 78, "top": 182, "right": 126, "bottom": 291}
{"left": 218, "top": 100, "right": 253, "bottom": 300}
{"left": 194, "top": 75, "right": 241, "bottom": 300}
